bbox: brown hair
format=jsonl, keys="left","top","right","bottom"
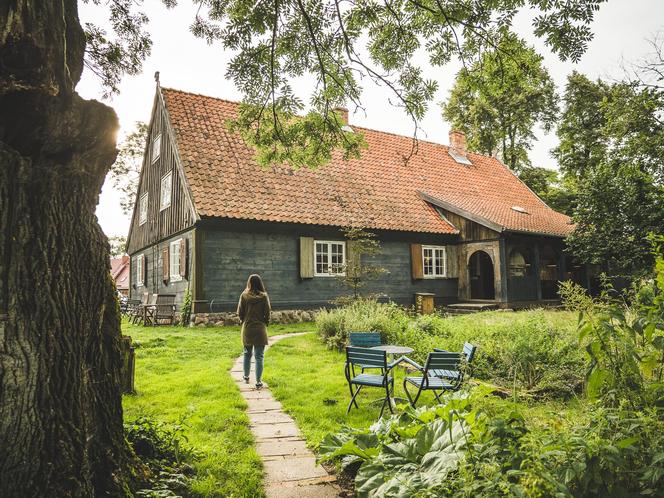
{"left": 245, "top": 274, "right": 266, "bottom": 294}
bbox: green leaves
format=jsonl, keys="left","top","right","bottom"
{"left": 556, "top": 74, "right": 664, "bottom": 279}
{"left": 442, "top": 32, "right": 558, "bottom": 172}
{"left": 319, "top": 392, "right": 482, "bottom": 497}
{"left": 578, "top": 241, "right": 664, "bottom": 407}
{"left": 189, "top": 0, "right": 606, "bottom": 169}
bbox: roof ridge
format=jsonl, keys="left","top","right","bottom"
{"left": 161, "top": 86, "right": 494, "bottom": 161}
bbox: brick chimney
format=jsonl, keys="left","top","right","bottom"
{"left": 334, "top": 106, "right": 349, "bottom": 124}
{"left": 449, "top": 129, "right": 467, "bottom": 153}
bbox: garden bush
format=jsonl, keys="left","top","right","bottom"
{"left": 320, "top": 390, "right": 664, "bottom": 498}
{"left": 125, "top": 416, "right": 198, "bottom": 497}
{"left": 316, "top": 301, "right": 583, "bottom": 397}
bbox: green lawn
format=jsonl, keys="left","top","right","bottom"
{"left": 122, "top": 321, "right": 314, "bottom": 498}
{"left": 122, "top": 311, "right": 583, "bottom": 496}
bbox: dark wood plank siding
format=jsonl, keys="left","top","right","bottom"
{"left": 438, "top": 208, "right": 498, "bottom": 241}
{"left": 126, "top": 94, "right": 195, "bottom": 254}
{"left": 197, "top": 221, "right": 459, "bottom": 311}
{"left": 129, "top": 229, "right": 194, "bottom": 305}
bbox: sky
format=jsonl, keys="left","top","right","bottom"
{"left": 77, "top": 1, "right": 664, "bottom": 238}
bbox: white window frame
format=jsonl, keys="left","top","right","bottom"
{"left": 135, "top": 254, "right": 144, "bottom": 287}
{"left": 152, "top": 133, "right": 161, "bottom": 163}
{"left": 422, "top": 245, "right": 447, "bottom": 278}
{"left": 314, "top": 240, "right": 346, "bottom": 277}
{"left": 139, "top": 192, "right": 148, "bottom": 226}
{"left": 169, "top": 239, "right": 182, "bottom": 282}
{"left": 160, "top": 171, "right": 172, "bottom": 211}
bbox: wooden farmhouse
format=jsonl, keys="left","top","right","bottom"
{"left": 126, "top": 83, "right": 588, "bottom": 314}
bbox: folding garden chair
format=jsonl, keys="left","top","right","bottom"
{"left": 140, "top": 294, "right": 158, "bottom": 325}
{"left": 145, "top": 294, "right": 176, "bottom": 326}
{"left": 345, "top": 346, "right": 398, "bottom": 418}
{"left": 130, "top": 292, "right": 149, "bottom": 324}
{"left": 432, "top": 342, "right": 477, "bottom": 380}
{"left": 401, "top": 351, "right": 465, "bottom": 407}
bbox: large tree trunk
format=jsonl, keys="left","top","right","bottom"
{"left": 0, "top": 1, "right": 132, "bottom": 496}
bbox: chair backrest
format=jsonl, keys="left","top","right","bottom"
{"left": 147, "top": 294, "right": 158, "bottom": 305}
{"left": 156, "top": 294, "right": 176, "bottom": 305}
{"left": 434, "top": 343, "right": 477, "bottom": 363}
{"left": 349, "top": 332, "right": 382, "bottom": 348}
{"left": 346, "top": 346, "right": 387, "bottom": 369}
{"left": 424, "top": 351, "right": 463, "bottom": 375}
{"left": 463, "top": 343, "right": 477, "bottom": 363}
{"left": 141, "top": 292, "right": 149, "bottom": 305}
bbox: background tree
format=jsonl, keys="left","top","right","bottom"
{"left": 109, "top": 235, "right": 128, "bottom": 257}
{"left": 0, "top": 0, "right": 608, "bottom": 495}
{"left": 555, "top": 73, "right": 664, "bottom": 278}
{"left": 442, "top": 33, "right": 558, "bottom": 173}
{"left": 517, "top": 166, "right": 578, "bottom": 216}
{"left": 338, "top": 227, "right": 388, "bottom": 301}
{"left": 110, "top": 121, "right": 147, "bottom": 215}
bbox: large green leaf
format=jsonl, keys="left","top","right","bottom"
{"left": 355, "top": 419, "right": 467, "bottom": 497}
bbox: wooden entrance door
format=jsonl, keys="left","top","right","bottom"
{"left": 469, "top": 251, "right": 495, "bottom": 300}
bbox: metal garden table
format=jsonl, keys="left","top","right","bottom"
{"left": 369, "top": 345, "right": 415, "bottom": 408}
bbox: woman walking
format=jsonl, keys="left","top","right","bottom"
{"left": 237, "top": 274, "right": 271, "bottom": 389}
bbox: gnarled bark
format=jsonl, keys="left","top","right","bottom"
{"left": 0, "top": 1, "right": 132, "bottom": 496}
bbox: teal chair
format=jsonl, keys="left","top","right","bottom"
{"left": 433, "top": 342, "right": 477, "bottom": 380}
{"left": 401, "top": 352, "right": 464, "bottom": 407}
{"left": 345, "top": 347, "right": 398, "bottom": 417}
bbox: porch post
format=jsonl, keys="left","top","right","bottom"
{"left": 499, "top": 238, "right": 508, "bottom": 303}
{"left": 533, "top": 242, "right": 542, "bottom": 301}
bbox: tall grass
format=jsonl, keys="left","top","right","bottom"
{"left": 316, "top": 301, "right": 583, "bottom": 397}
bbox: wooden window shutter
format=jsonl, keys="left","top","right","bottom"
{"left": 410, "top": 244, "right": 423, "bottom": 279}
{"left": 446, "top": 245, "right": 458, "bottom": 278}
{"left": 162, "top": 246, "right": 169, "bottom": 282}
{"left": 179, "top": 238, "right": 188, "bottom": 279}
{"left": 143, "top": 255, "right": 148, "bottom": 284}
{"left": 299, "top": 237, "right": 314, "bottom": 278}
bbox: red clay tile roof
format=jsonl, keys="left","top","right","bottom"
{"left": 161, "top": 88, "right": 573, "bottom": 237}
{"left": 110, "top": 257, "right": 130, "bottom": 291}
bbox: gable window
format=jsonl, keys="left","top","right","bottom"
{"left": 422, "top": 246, "right": 446, "bottom": 278}
{"left": 314, "top": 240, "right": 345, "bottom": 276}
{"left": 152, "top": 134, "right": 161, "bottom": 162}
{"left": 160, "top": 171, "right": 172, "bottom": 211}
{"left": 169, "top": 239, "right": 182, "bottom": 281}
{"left": 135, "top": 254, "right": 144, "bottom": 287}
{"left": 139, "top": 192, "right": 148, "bottom": 225}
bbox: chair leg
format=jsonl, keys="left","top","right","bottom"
{"left": 386, "top": 379, "right": 394, "bottom": 414}
{"left": 403, "top": 378, "right": 414, "bottom": 406}
{"left": 403, "top": 378, "right": 423, "bottom": 408}
{"left": 433, "top": 389, "right": 442, "bottom": 403}
{"left": 346, "top": 385, "right": 362, "bottom": 414}
{"left": 379, "top": 396, "right": 388, "bottom": 418}
{"left": 347, "top": 380, "right": 360, "bottom": 410}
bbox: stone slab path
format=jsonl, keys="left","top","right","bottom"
{"left": 230, "top": 333, "right": 341, "bottom": 498}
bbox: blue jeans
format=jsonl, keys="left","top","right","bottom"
{"left": 243, "top": 345, "right": 265, "bottom": 383}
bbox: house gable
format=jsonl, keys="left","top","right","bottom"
{"left": 126, "top": 87, "right": 198, "bottom": 255}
